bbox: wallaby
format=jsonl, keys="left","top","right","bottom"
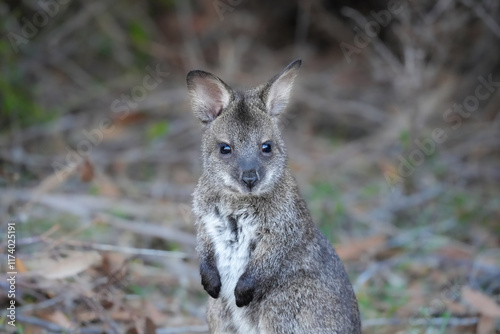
{"left": 186, "top": 60, "right": 361, "bottom": 334}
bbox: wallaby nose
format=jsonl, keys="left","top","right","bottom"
{"left": 241, "top": 170, "right": 258, "bottom": 189}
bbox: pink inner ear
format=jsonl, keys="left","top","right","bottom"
{"left": 266, "top": 71, "right": 297, "bottom": 116}
{"left": 192, "top": 77, "right": 231, "bottom": 121}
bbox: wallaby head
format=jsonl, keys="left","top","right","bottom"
{"left": 186, "top": 60, "right": 301, "bottom": 196}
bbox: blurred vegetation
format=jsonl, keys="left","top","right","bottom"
{"left": 1, "top": 0, "right": 500, "bottom": 333}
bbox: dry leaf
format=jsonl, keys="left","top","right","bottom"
{"left": 145, "top": 317, "right": 156, "bottom": 334}
{"left": 78, "top": 310, "right": 134, "bottom": 322}
{"left": 101, "top": 252, "right": 127, "bottom": 277}
{"left": 142, "top": 302, "right": 167, "bottom": 325}
{"left": 37, "top": 310, "right": 72, "bottom": 328}
{"left": 94, "top": 173, "right": 121, "bottom": 197}
{"left": 112, "top": 111, "right": 147, "bottom": 126}
{"left": 111, "top": 310, "right": 135, "bottom": 321}
{"left": 33, "top": 163, "right": 77, "bottom": 195}
{"left": 378, "top": 160, "right": 400, "bottom": 186}
{"left": 79, "top": 158, "right": 94, "bottom": 182}
{"left": 444, "top": 300, "right": 468, "bottom": 315}
{"left": 126, "top": 327, "right": 139, "bottom": 334}
{"left": 16, "top": 258, "right": 28, "bottom": 273}
{"left": 23, "top": 160, "right": 78, "bottom": 212}
{"left": 477, "top": 315, "right": 496, "bottom": 334}
{"left": 23, "top": 325, "right": 45, "bottom": 334}
{"left": 335, "top": 235, "right": 387, "bottom": 261}
{"left": 462, "top": 286, "right": 500, "bottom": 318}
{"left": 435, "top": 243, "right": 473, "bottom": 260}
{"left": 37, "top": 251, "right": 102, "bottom": 280}
{"left": 397, "top": 282, "right": 427, "bottom": 316}
{"left": 77, "top": 311, "right": 99, "bottom": 323}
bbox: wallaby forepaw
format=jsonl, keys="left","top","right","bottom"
{"left": 235, "top": 274, "right": 255, "bottom": 307}
{"left": 200, "top": 263, "right": 221, "bottom": 299}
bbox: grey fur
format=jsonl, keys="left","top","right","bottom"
{"left": 187, "top": 60, "right": 361, "bottom": 334}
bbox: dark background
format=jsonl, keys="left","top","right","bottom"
{"left": 1, "top": 0, "right": 500, "bottom": 333}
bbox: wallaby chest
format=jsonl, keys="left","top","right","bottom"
{"left": 203, "top": 206, "right": 259, "bottom": 332}
{"left": 204, "top": 207, "right": 258, "bottom": 299}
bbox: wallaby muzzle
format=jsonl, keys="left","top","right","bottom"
{"left": 241, "top": 170, "right": 258, "bottom": 189}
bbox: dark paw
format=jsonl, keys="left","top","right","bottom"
{"left": 234, "top": 274, "right": 255, "bottom": 307}
{"left": 200, "top": 262, "right": 221, "bottom": 299}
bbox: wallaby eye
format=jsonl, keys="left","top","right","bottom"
{"left": 262, "top": 142, "right": 272, "bottom": 153}
{"left": 220, "top": 143, "right": 232, "bottom": 155}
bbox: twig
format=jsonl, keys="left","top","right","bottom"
{"left": 175, "top": 0, "right": 205, "bottom": 69}
{"left": 15, "top": 314, "right": 107, "bottom": 333}
{"left": 49, "top": 56, "right": 108, "bottom": 96}
{"left": 309, "top": 0, "right": 355, "bottom": 42}
{"left": 3, "top": 191, "right": 183, "bottom": 218}
{"left": 156, "top": 325, "right": 209, "bottom": 334}
{"left": 47, "top": 1, "right": 113, "bottom": 47}
{"left": 0, "top": 294, "right": 66, "bottom": 316}
{"left": 295, "top": 91, "right": 388, "bottom": 126}
{"left": 341, "top": 7, "right": 404, "bottom": 75}
{"left": 294, "top": 0, "right": 311, "bottom": 57}
{"left": 24, "top": 191, "right": 92, "bottom": 219}
{"left": 347, "top": 187, "right": 441, "bottom": 234}
{"left": 0, "top": 114, "right": 76, "bottom": 145}
{"left": 424, "top": 0, "right": 454, "bottom": 25}
{"left": 354, "top": 255, "right": 405, "bottom": 291}
{"left": 1, "top": 224, "right": 59, "bottom": 247}
{"left": 64, "top": 240, "right": 189, "bottom": 259}
{"left": 362, "top": 316, "right": 478, "bottom": 328}
{"left": 96, "top": 213, "right": 197, "bottom": 247}
{"left": 94, "top": 10, "right": 133, "bottom": 66}
{"left": 461, "top": 0, "right": 500, "bottom": 39}
{"left": 75, "top": 275, "right": 121, "bottom": 334}
{"left": 21, "top": 161, "right": 80, "bottom": 215}
{"left": 379, "top": 186, "right": 442, "bottom": 213}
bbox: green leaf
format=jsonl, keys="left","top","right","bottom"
{"left": 399, "top": 129, "right": 410, "bottom": 149}
{"left": 129, "top": 22, "right": 148, "bottom": 45}
{"left": 147, "top": 121, "right": 170, "bottom": 141}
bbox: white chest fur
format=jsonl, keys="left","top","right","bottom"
{"left": 204, "top": 208, "right": 259, "bottom": 334}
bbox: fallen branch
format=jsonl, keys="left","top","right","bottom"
{"left": 96, "top": 213, "right": 196, "bottom": 247}
{"left": 64, "top": 240, "right": 190, "bottom": 259}
{"left": 363, "top": 316, "right": 478, "bottom": 328}
{"left": 157, "top": 325, "right": 209, "bottom": 334}
{"left": 0, "top": 295, "right": 65, "bottom": 316}
{"left": 14, "top": 314, "right": 107, "bottom": 334}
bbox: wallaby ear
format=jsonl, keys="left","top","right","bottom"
{"left": 186, "top": 70, "right": 233, "bottom": 123}
{"left": 261, "top": 59, "right": 301, "bottom": 117}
